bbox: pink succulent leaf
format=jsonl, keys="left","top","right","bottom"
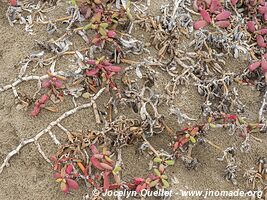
{"left": 246, "top": 21, "right": 256, "bottom": 32}
{"left": 264, "top": 12, "right": 267, "bottom": 21}
{"left": 258, "top": 6, "right": 267, "bottom": 14}
{"left": 90, "top": 156, "right": 105, "bottom": 171}
{"left": 103, "top": 65, "right": 122, "bottom": 73}
{"left": 261, "top": 60, "right": 267, "bottom": 73}
{"left": 216, "top": 10, "right": 231, "bottom": 21}
{"left": 200, "top": 9, "right": 212, "bottom": 23}
{"left": 256, "top": 35, "right": 267, "bottom": 48}
{"left": 31, "top": 105, "right": 41, "bottom": 116}
{"left": 99, "top": 162, "right": 113, "bottom": 171}
{"left": 215, "top": 20, "right": 230, "bottom": 28}
{"left": 87, "top": 60, "right": 97, "bottom": 65}
{"left": 10, "top": 0, "right": 17, "bottom": 6}
{"left": 102, "top": 60, "right": 112, "bottom": 66}
{"left": 209, "top": 0, "right": 222, "bottom": 13}
{"left": 248, "top": 61, "right": 261, "bottom": 72}
{"left": 230, "top": 0, "right": 238, "bottom": 6}
{"left": 85, "top": 68, "right": 100, "bottom": 76}
{"left": 65, "top": 164, "right": 73, "bottom": 175}
{"left": 107, "top": 30, "right": 117, "bottom": 38}
{"left": 93, "top": 153, "right": 104, "bottom": 159}
{"left": 53, "top": 173, "right": 62, "bottom": 179}
{"left": 134, "top": 178, "right": 145, "bottom": 185}
{"left": 103, "top": 171, "right": 110, "bottom": 191}
{"left": 257, "top": 28, "right": 267, "bottom": 35}
{"left": 39, "top": 94, "right": 49, "bottom": 104}
{"left": 54, "top": 80, "right": 62, "bottom": 89}
{"left": 66, "top": 178, "right": 79, "bottom": 190}
{"left": 41, "top": 80, "right": 51, "bottom": 88}
{"left": 90, "top": 144, "right": 100, "bottom": 154}
{"left": 193, "top": 20, "right": 209, "bottom": 30}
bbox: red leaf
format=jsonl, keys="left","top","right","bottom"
{"left": 39, "top": 94, "right": 49, "bottom": 104}
{"left": 54, "top": 79, "right": 62, "bottom": 89}
{"left": 256, "top": 35, "right": 267, "bottom": 48}
{"left": 90, "top": 156, "right": 105, "bottom": 170}
{"left": 258, "top": 6, "right": 267, "bottom": 14}
{"left": 90, "top": 144, "right": 100, "bottom": 154}
{"left": 107, "top": 30, "right": 117, "bottom": 38}
{"left": 99, "top": 162, "right": 113, "bottom": 171}
{"left": 173, "top": 137, "right": 189, "bottom": 151}
{"left": 215, "top": 20, "right": 230, "bottom": 28}
{"left": 93, "top": 153, "right": 104, "bottom": 159}
{"left": 103, "top": 171, "right": 110, "bottom": 191}
{"left": 85, "top": 68, "right": 100, "bottom": 76}
{"left": 66, "top": 178, "right": 79, "bottom": 190}
{"left": 209, "top": 0, "right": 222, "bottom": 13}
{"left": 104, "top": 65, "right": 122, "bottom": 73}
{"left": 87, "top": 60, "right": 96, "bottom": 65}
{"left": 31, "top": 105, "right": 41, "bottom": 116}
{"left": 9, "top": 0, "right": 17, "bottom": 6}
{"left": 216, "top": 10, "right": 231, "bottom": 21}
{"left": 248, "top": 61, "right": 261, "bottom": 72}
{"left": 65, "top": 164, "right": 73, "bottom": 175}
{"left": 134, "top": 178, "right": 145, "bottom": 185}
{"left": 102, "top": 60, "right": 112, "bottom": 66}
{"left": 246, "top": 21, "right": 256, "bottom": 33}
{"left": 41, "top": 80, "right": 51, "bottom": 88}
{"left": 257, "top": 28, "right": 267, "bottom": 35}
{"left": 261, "top": 60, "right": 267, "bottom": 73}
{"left": 200, "top": 9, "right": 212, "bottom": 23}
{"left": 53, "top": 173, "right": 62, "bottom": 179}
{"left": 193, "top": 20, "right": 209, "bottom": 30}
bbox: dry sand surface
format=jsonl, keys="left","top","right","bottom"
{"left": 0, "top": 1, "right": 266, "bottom": 200}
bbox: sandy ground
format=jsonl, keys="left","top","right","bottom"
{"left": 0, "top": 1, "right": 266, "bottom": 200}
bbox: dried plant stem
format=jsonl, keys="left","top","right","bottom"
{"left": 0, "top": 72, "right": 63, "bottom": 97}
{"left": 259, "top": 90, "right": 267, "bottom": 123}
{"left": 141, "top": 135, "right": 160, "bottom": 157}
{"left": 205, "top": 138, "right": 223, "bottom": 152}
{"left": 92, "top": 101, "right": 101, "bottom": 124}
{"left": 0, "top": 87, "right": 106, "bottom": 174}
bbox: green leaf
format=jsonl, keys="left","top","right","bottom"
{"left": 99, "top": 27, "right": 107, "bottom": 36}
{"left": 149, "top": 179, "right": 159, "bottom": 187}
{"left": 238, "top": 117, "right": 246, "bottom": 124}
{"left": 209, "top": 123, "right": 216, "bottom": 128}
{"left": 112, "top": 166, "right": 122, "bottom": 174}
{"left": 100, "top": 23, "right": 109, "bottom": 29}
{"left": 154, "top": 169, "right": 161, "bottom": 176}
{"left": 83, "top": 24, "right": 92, "bottom": 31}
{"left": 165, "top": 160, "right": 175, "bottom": 166}
{"left": 153, "top": 157, "right": 162, "bottom": 163}
{"left": 189, "top": 136, "right": 196, "bottom": 144}
{"left": 161, "top": 175, "right": 168, "bottom": 180}
{"left": 161, "top": 179, "right": 170, "bottom": 188}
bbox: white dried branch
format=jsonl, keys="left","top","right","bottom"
{"left": 259, "top": 90, "right": 267, "bottom": 123}
{"left": 35, "top": 141, "right": 51, "bottom": 164}
{"left": 0, "top": 72, "right": 64, "bottom": 96}
{"left": 0, "top": 87, "right": 106, "bottom": 174}
{"left": 48, "top": 130, "right": 61, "bottom": 145}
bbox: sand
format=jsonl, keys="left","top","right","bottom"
{"left": 0, "top": 1, "right": 266, "bottom": 200}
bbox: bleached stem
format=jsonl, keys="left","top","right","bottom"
{"left": 0, "top": 87, "right": 106, "bottom": 174}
